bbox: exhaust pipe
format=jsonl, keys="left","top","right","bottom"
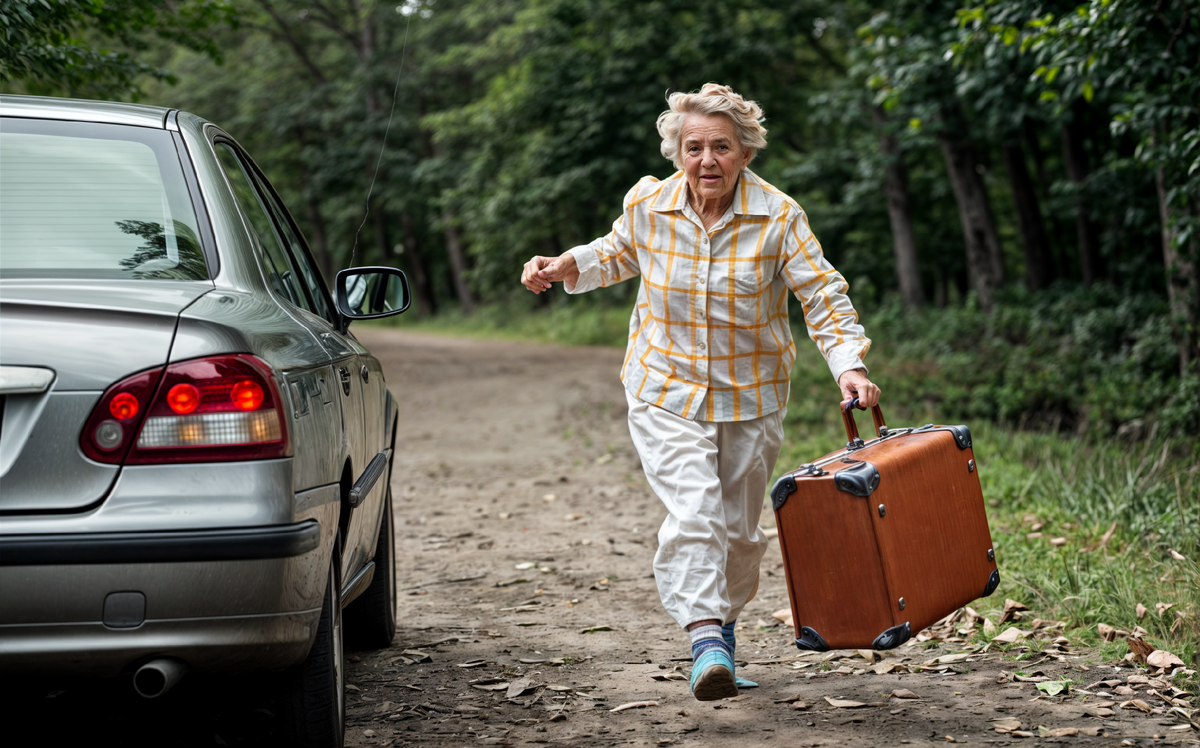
{"left": 132, "top": 658, "right": 188, "bottom": 698}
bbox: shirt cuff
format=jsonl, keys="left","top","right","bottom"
{"left": 826, "top": 341, "right": 869, "bottom": 384}
{"left": 564, "top": 246, "right": 600, "bottom": 294}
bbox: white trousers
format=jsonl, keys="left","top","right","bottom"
{"left": 626, "top": 390, "right": 786, "bottom": 628}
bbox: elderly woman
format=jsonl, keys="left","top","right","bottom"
{"left": 520, "top": 83, "right": 880, "bottom": 701}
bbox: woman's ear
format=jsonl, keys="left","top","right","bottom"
{"left": 743, "top": 148, "right": 754, "bottom": 167}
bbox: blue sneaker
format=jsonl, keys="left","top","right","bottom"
{"left": 722, "top": 621, "right": 759, "bottom": 689}
{"left": 690, "top": 639, "right": 738, "bottom": 701}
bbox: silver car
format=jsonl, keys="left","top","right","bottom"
{"left": 0, "top": 95, "right": 409, "bottom": 747}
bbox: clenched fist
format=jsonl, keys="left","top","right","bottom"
{"left": 838, "top": 368, "right": 881, "bottom": 408}
{"left": 521, "top": 253, "right": 580, "bottom": 294}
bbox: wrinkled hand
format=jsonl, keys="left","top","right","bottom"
{"left": 838, "top": 368, "right": 881, "bottom": 408}
{"left": 521, "top": 253, "right": 579, "bottom": 294}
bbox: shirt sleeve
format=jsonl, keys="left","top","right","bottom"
{"left": 564, "top": 181, "right": 644, "bottom": 295}
{"left": 778, "top": 206, "right": 871, "bottom": 383}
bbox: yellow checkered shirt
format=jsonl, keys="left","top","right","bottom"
{"left": 566, "top": 168, "right": 870, "bottom": 422}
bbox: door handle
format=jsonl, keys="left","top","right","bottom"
{"left": 337, "top": 366, "right": 351, "bottom": 396}
{"left": 360, "top": 365, "right": 369, "bottom": 383}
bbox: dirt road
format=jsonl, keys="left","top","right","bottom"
{"left": 8, "top": 329, "right": 1192, "bottom": 746}
{"left": 345, "top": 328, "right": 1195, "bottom": 747}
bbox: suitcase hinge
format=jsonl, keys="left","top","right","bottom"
{"left": 845, "top": 437, "right": 866, "bottom": 451}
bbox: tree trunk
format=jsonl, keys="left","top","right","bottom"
{"left": 1061, "top": 105, "right": 1101, "bottom": 286}
{"left": 400, "top": 211, "right": 436, "bottom": 317}
{"left": 1155, "top": 164, "right": 1198, "bottom": 373}
{"left": 442, "top": 208, "right": 475, "bottom": 313}
{"left": 873, "top": 107, "right": 924, "bottom": 308}
{"left": 938, "top": 117, "right": 1004, "bottom": 313}
{"left": 1002, "top": 141, "right": 1055, "bottom": 291}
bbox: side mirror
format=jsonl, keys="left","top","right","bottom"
{"left": 334, "top": 266, "right": 411, "bottom": 326}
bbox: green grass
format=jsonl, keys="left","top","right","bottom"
{"left": 392, "top": 301, "right": 1200, "bottom": 668}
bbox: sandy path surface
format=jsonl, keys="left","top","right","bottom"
{"left": 7, "top": 329, "right": 1191, "bottom": 746}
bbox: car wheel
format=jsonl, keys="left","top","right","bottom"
{"left": 344, "top": 487, "right": 397, "bottom": 649}
{"left": 279, "top": 533, "right": 345, "bottom": 748}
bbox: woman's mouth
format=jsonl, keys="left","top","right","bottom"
{"left": 700, "top": 175, "right": 721, "bottom": 183}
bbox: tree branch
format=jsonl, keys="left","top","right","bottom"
{"left": 251, "top": 0, "right": 328, "bottom": 84}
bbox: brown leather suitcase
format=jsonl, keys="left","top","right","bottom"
{"left": 770, "top": 400, "right": 999, "bottom": 651}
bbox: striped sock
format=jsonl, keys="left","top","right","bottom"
{"left": 689, "top": 624, "right": 726, "bottom": 655}
{"left": 688, "top": 625, "right": 736, "bottom": 700}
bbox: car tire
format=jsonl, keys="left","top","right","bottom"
{"left": 344, "top": 488, "right": 397, "bottom": 650}
{"left": 279, "top": 533, "right": 345, "bottom": 748}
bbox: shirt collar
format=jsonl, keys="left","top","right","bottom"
{"left": 649, "top": 168, "right": 771, "bottom": 217}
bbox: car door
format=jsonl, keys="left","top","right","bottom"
{"left": 225, "top": 145, "right": 385, "bottom": 580}
{"left": 208, "top": 140, "right": 368, "bottom": 575}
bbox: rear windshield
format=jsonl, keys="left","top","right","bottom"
{"left": 0, "top": 117, "right": 208, "bottom": 280}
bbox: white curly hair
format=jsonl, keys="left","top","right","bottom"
{"left": 656, "top": 83, "right": 768, "bottom": 170}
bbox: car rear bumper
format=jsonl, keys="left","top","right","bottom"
{"left": 0, "top": 609, "right": 321, "bottom": 676}
{"left": 0, "top": 519, "right": 320, "bottom": 566}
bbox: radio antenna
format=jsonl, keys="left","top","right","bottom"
{"left": 349, "top": 10, "right": 413, "bottom": 269}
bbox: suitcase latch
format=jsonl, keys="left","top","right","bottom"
{"left": 796, "top": 463, "right": 828, "bottom": 477}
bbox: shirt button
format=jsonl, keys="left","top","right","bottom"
{"left": 699, "top": 278, "right": 706, "bottom": 285}
{"left": 699, "top": 343, "right": 707, "bottom": 351}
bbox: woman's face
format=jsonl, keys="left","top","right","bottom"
{"left": 681, "top": 114, "right": 750, "bottom": 207}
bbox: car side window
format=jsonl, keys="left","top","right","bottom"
{"left": 242, "top": 164, "right": 336, "bottom": 324}
{"left": 213, "top": 142, "right": 314, "bottom": 313}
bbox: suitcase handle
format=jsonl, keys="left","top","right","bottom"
{"left": 841, "top": 397, "right": 887, "bottom": 445}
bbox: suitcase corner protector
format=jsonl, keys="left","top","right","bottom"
{"left": 794, "top": 626, "right": 829, "bottom": 652}
{"left": 983, "top": 568, "right": 1000, "bottom": 597}
{"left": 871, "top": 621, "right": 912, "bottom": 650}
{"left": 771, "top": 475, "right": 797, "bottom": 511}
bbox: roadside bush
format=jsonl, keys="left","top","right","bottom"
{"left": 859, "top": 284, "right": 1194, "bottom": 436}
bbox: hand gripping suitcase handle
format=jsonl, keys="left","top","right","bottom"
{"left": 841, "top": 397, "right": 887, "bottom": 447}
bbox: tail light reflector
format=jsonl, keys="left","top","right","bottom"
{"left": 81, "top": 354, "right": 291, "bottom": 465}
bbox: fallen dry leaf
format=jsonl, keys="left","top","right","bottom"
{"left": 1096, "top": 521, "right": 1118, "bottom": 550}
{"left": 991, "top": 628, "right": 1029, "bottom": 644}
{"left": 1127, "top": 637, "right": 1155, "bottom": 662}
{"left": 1050, "top": 537, "right": 1068, "bottom": 547}
{"left": 1000, "top": 599, "right": 1029, "bottom": 624}
{"left": 1156, "top": 602, "right": 1176, "bottom": 617}
{"left": 506, "top": 678, "right": 536, "bottom": 699}
{"left": 1121, "top": 699, "right": 1153, "bottom": 713}
{"left": 1098, "top": 623, "right": 1122, "bottom": 642}
{"left": 773, "top": 693, "right": 806, "bottom": 704}
{"left": 609, "top": 701, "right": 657, "bottom": 713}
{"left": 772, "top": 608, "right": 794, "bottom": 627}
{"left": 791, "top": 701, "right": 811, "bottom": 711}
{"left": 1010, "top": 730, "right": 1036, "bottom": 738}
{"left": 824, "top": 696, "right": 869, "bottom": 708}
{"left": 1147, "top": 650, "right": 1185, "bottom": 669}
{"left": 872, "top": 660, "right": 902, "bottom": 675}
{"left": 890, "top": 689, "right": 920, "bottom": 699}
{"left": 856, "top": 649, "right": 881, "bottom": 662}
{"left": 1168, "top": 548, "right": 1187, "bottom": 562}
{"left": 933, "top": 653, "right": 973, "bottom": 664}
{"left": 579, "top": 626, "right": 614, "bottom": 634}
{"left": 1137, "top": 603, "right": 1149, "bottom": 620}
{"left": 992, "top": 717, "right": 1022, "bottom": 733}
{"left": 1042, "top": 727, "right": 1078, "bottom": 737}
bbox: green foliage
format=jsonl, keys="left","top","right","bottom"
{"left": 0, "top": 0, "right": 235, "bottom": 97}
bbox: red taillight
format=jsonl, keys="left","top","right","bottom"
{"left": 80, "top": 354, "right": 291, "bottom": 465}
{"left": 230, "top": 380, "right": 264, "bottom": 411}
{"left": 167, "top": 383, "right": 201, "bottom": 414}
{"left": 109, "top": 392, "right": 140, "bottom": 420}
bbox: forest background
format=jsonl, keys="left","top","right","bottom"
{"left": 4, "top": 0, "right": 1199, "bottom": 438}
{"left": 3, "top": 0, "right": 1200, "bottom": 667}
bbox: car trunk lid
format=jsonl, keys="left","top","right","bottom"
{"left": 0, "top": 280, "right": 212, "bottom": 512}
